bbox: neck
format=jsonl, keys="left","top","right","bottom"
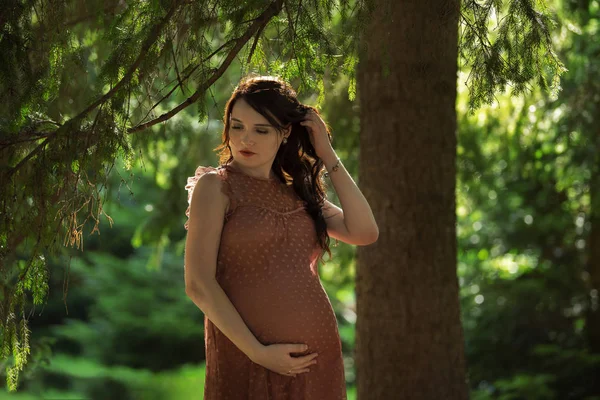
{"left": 230, "top": 161, "right": 275, "bottom": 180}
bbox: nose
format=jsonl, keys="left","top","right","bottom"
{"left": 240, "top": 131, "right": 254, "bottom": 146}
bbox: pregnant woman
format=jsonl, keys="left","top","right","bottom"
{"left": 183, "top": 75, "right": 378, "bottom": 399}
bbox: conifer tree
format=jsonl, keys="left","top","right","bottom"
{"left": 355, "top": 0, "right": 564, "bottom": 397}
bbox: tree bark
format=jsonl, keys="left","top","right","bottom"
{"left": 355, "top": 0, "right": 468, "bottom": 398}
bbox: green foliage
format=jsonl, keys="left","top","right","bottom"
{"left": 458, "top": 1, "right": 600, "bottom": 398}
{"left": 49, "top": 249, "right": 205, "bottom": 371}
{"left": 472, "top": 373, "right": 557, "bottom": 400}
{"left": 32, "top": 354, "right": 207, "bottom": 400}
{"left": 1, "top": 256, "right": 46, "bottom": 391}
{"left": 460, "top": 0, "right": 567, "bottom": 110}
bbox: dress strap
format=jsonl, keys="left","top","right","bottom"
{"left": 184, "top": 165, "right": 237, "bottom": 230}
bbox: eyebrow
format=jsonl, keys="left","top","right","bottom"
{"left": 231, "top": 117, "right": 272, "bottom": 127}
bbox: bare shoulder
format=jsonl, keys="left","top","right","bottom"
{"left": 189, "top": 169, "right": 230, "bottom": 222}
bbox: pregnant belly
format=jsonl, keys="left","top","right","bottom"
{"left": 223, "top": 276, "right": 342, "bottom": 354}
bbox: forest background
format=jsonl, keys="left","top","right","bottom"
{"left": 1, "top": 0, "right": 599, "bottom": 399}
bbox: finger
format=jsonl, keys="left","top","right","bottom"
{"left": 290, "top": 352, "right": 319, "bottom": 363}
{"left": 289, "top": 368, "right": 311, "bottom": 374}
{"left": 301, "top": 124, "right": 313, "bottom": 133}
{"left": 294, "top": 357, "right": 318, "bottom": 369}
{"left": 293, "top": 360, "right": 317, "bottom": 371}
{"left": 288, "top": 344, "right": 309, "bottom": 353}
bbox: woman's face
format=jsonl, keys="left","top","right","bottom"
{"left": 228, "top": 98, "right": 289, "bottom": 168}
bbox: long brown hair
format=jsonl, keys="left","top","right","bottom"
{"left": 215, "top": 75, "right": 333, "bottom": 263}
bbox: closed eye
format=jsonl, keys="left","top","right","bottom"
{"left": 232, "top": 125, "right": 269, "bottom": 134}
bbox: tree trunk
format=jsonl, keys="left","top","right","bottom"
{"left": 355, "top": 0, "right": 468, "bottom": 399}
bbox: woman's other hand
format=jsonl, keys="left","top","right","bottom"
{"left": 250, "top": 343, "right": 318, "bottom": 377}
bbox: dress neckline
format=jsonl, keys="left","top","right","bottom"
{"left": 223, "top": 163, "right": 279, "bottom": 183}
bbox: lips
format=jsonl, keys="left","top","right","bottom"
{"left": 240, "top": 150, "right": 255, "bottom": 155}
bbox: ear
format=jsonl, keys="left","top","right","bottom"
{"left": 284, "top": 124, "right": 292, "bottom": 138}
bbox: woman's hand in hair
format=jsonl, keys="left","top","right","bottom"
{"left": 299, "top": 110, "right": 333, "bottom": 159}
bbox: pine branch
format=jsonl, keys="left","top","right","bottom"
{"left": 247, "top": 22, "right": 266, "bottom": 64}
{"left": 3, "top": 134, "right": 55, "bottom": 184}
{"left": 75, "top": 0, "right": 183, "bottom": 122}
{"left": 3, "top": 0, "right": 183, "bottom": 182}
{"left": 171, "top": 41, "right": 187, "bottom": 96}
{"left": 284, "top": 0, "right": 309, "bottom": 90}
{"left": 135, "top": 3, "right": 266, "bottom": 122}
{"left": 458, "top": 0, "right": 565, "bottom": 110}
{"left": 136, "top": 37, "right": 238, "bottom": 125}
{"left": 127, "top": 0, "right": 285, "bottom": 134}
{"left": 0, "top": 117, "right": 61, "bottom": 147}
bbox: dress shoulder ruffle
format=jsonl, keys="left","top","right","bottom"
{"left": 183, "top": 165, "right": 235, "bottom": 230}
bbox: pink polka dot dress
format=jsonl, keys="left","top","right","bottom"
{"left": 184, "top": 163, "right": 347, "bottom": 400}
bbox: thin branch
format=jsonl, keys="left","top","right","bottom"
{"left": 171, "top": 40, "right": 187, "bottom": 96}
{"left": 74, "top": 0, "right": 183, "bottom": 121}
{"left": 247, "top": 22, "right": 266, "bottom": 64}
{"left": 295, "top": 0, "right": 302, "bottom": 28}
{"left": 137, "top": 11, "right": 267, "bottom": 125}
{"left": 136, "top": 37, "right": 238, "bottom": 124}
{"left": 0, "top": 119, "right": 61, "bottom": 148}
{"left": 0, "top": 131, "right": 54, "bottom": 149}
{"left": 128, "top": 0, "right": 284, "bottom": 134}
{"left": 62, "top": 4, "right": 122, "bottom": 28}
{"left": 3, "top": 133, "right": 55, "bottom": 183}
{"left": 31, "top": 119, "right": 61, "bottom": 127}
{"left": 285, "top": 0, "right": 308, "bottom": 90}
